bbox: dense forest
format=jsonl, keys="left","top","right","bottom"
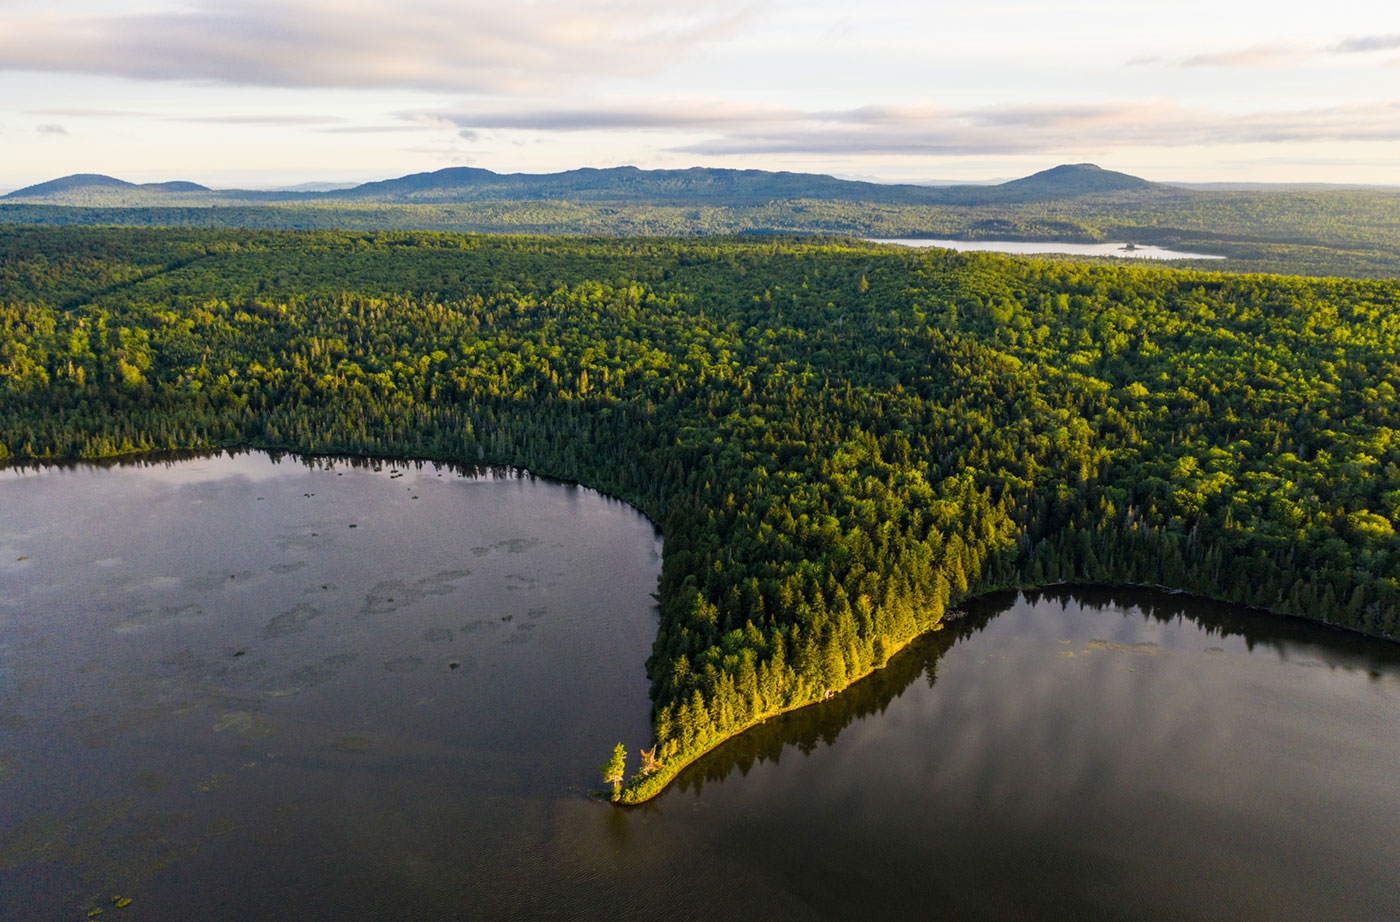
{"left": 3, "top": 226, "right": 1398, "bottom": 800}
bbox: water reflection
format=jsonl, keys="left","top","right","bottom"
{"left": 638, "top": 585, "right": 1400, "bottom": 922}
{"left": 676, "top": 585, "right": 1400, "bottom": 799}
{"left": 4, "top": 452, "right": 1398, "bottom": 922}
{"left": 0, "top": 451, "right": 663, "bottom": 920}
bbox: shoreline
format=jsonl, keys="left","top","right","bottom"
{"left": 614, "top": 616, "right": 949, "bottom": 805}
{"left": 7, "top": 445, "right": 1395, "bottom": 808}
{"left": 616, "top": 576, "right": 1397, "bottom": 805}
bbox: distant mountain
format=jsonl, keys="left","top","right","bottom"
{"left": 142, "top": 181, "right": 210, "bottom": 193}
{"left": 319, "top": 165, "right": 953, "bottom": 205}
{"left": 313, "top": 163, "right": 1177, "bottom": 206}
{"left": 995, "top": 163, "right": 1157, "bottom": 197}
{"left": 2, "top": 164, "right": 1172, "bottom": 207}
{"left": 6, "top": 174, "right": 211, "bottom": 196}
{"left": 3, "top": 173, "right": 211, "bottom": 205}
{"left": 5, "top": 174, "right": 137, "bottom": 199}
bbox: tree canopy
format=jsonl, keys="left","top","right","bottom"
{"left": 3, "top": 226, "right": 1397, "bottom": 800}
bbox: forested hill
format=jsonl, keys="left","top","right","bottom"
{"left": 3, "top": 225, "right": 1398, "bottom": 799}
{"left": 3, "top": 174, "right": 212, "bottom": 205}
{"left": 5, "top": 164, "right": 1397, "bottom": 279}
{"left": 319, "top": 165, "right": 941, "bottom": 205}
{"left": 996, "top": 163, "right": 1157, "bottom": 198}
{"left": 4, "top": 163, "right": 1168, "bottom": 206}
{"left": 301, "top": 162, "right": 1168, "bottom": 205}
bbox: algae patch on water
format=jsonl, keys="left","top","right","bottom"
{"left": 470, "top": 538, "right": 541, "bottom": 557}
{"left": 112, "top": 604, "right": 207, "bottom": 634}
{"left": 329, "top": 733, "right": 372, "bottom": 753}
{"left": 0, "top": 796, "right": 137, "bottom": 870}
{"left": 260, "top": 652, "right": 359, "bottom": 697}
{"left": 263, "top": 603, "right": 323, "bottom": 639}
{"left": 1083, "top": 639, "right": 1166, "bottom": 656}
{"left": 212, "top": 710, "right": 277, "bottom": 739}
{"left": 361, "top": 569, "right": 472, "bottom": 615}
{"left": 198, "top": 772, "right": 233, "bottom": 794}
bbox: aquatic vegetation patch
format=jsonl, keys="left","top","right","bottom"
{"left": 360, "top": 569, "right": 471, "bottom": 615}
{"left": 259, "top": 653, "right": 358, "bottom": 698}
{"left": 262, "top": 603, "right": 322, "bottom": 639}
{"left": 329, "top": 733, "right": 372, "bottom": 753}
{"left": 112, "top": 604, "right": 206, "bottom": 634}
{"left": 471, "top": 538, "right": 541, "bottom": 558}
{"left": 211, "top": 710, "right": 276, "bottom": 739}
{"left": 1083, "top": 640, "right": 1167, "bottom": 656}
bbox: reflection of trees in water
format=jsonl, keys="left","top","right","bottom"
{"left": 4, "top": 447, "right": 222, "bottom": 473}
{"left": 8, "top": 447, "right": 529, "bottom": 483}
{"left": 1025, "top": 584, "right": 1400, "bottom": 673}
{"left": 671, "top": 585, "right": 1400, "bottom": 797}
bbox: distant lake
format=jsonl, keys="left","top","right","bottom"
{"left": 3, "top": 453, "right": 1398, "bottom": 920}
{"left": 869, "top": 237, "right": 1226, "bottom": 260}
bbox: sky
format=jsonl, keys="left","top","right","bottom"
{"left": 1, "top": 0, "right": 1398, "bottom": 190}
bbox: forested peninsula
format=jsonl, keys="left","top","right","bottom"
{"left": 3, "top": 226, "right": 1398, "bottom": 801}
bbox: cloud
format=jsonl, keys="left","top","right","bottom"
{"left": 36, "top": 123, "right": 68, "bottom": 135}
{"left": 422, "top": 99, "right": 800, "bottom": 132}
{"left": 0, "top": 1, "right": 749, "bottom": 92}
{"left": 1166, "top": 34, "right": 1400, "bottom": 70}
{"left": 1182, "top": 44, "right": 1307, "bottom": 69}
{"left": 411, "top": 97, "right": 1400, "bottom": 157}
{"left": 320, "top": 125, "right": 430, "bottom": 134}
{"left": 177, "top": 114, "right": 343, "bottom": 125}
{"left": 670, "top": 100, "right": 1400, "bottom": 157}
{"left": 27, "top": 107, "right": 155, "bottom": 119}
{"left": 31, "top": 107, "right": 349, "bottom": 128}
{"left": 1333, "top": 34, "right": 1400, "bottom": 54}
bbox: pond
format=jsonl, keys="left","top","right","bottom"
{"left": 2, "top": 453, "right": 1397, "bottom": 921}
{"left": 868, "top": 238, "right": 1225, "bottom": 260}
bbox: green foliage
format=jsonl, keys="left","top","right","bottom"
{"left": 3, "top": 226, "right": 1399, "bottom": 799}
{"left": 601, "top": 743, "right": 627, "bottom": 798}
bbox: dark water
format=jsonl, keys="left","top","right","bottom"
{"left": 3, "top": 454, "right": 1398, "bottom": 921}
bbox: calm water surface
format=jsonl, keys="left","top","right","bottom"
{"left": 869, "top": 237, "right": 1226, "bottom": 260}
{"left": 2, "top": 453, "right": 1397, "bottom": 921}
